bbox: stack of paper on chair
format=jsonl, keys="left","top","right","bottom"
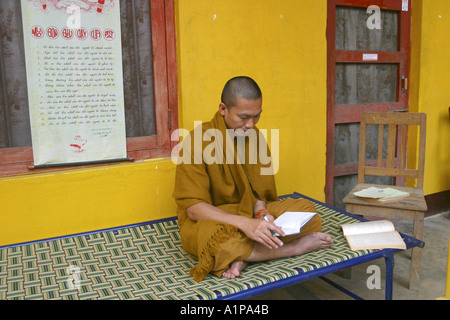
{"left": 273, "top": 211, "right": 317, "bottom": 236}
{"left": 341, "top": 220, "right": 406, "bottom": 251}
{"left": 353, "top": 187, "right": 410, "bottom": 203}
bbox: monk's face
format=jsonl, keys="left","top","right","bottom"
{"left": 219, "top": 97, "right": 262, "bottom": 133}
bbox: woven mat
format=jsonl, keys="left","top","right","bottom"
{"left": 0, "top": 194, "right": 374, "bottom": 300}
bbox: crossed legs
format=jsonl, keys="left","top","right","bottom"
{"left": 222, "top": 231, "right": 333, "bottom": 279}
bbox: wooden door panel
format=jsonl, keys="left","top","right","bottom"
{"left": 326, "top": 0, "right": 411, "bottom": 209}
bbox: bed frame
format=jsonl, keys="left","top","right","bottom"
{"left": 0, "top": 192, "right": 423, "bottom": 300}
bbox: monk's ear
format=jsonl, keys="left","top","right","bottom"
{"left": 219, "top": 103, "right": 227, "bottom": 116}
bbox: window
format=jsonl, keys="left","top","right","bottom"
{"left": 0, "top": 0, "right": 178, "bottom": 176}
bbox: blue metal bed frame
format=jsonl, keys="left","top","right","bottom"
{"left": 218, "top": 192, "right": 423, "bottom": 300}
{"left": 0, "top": 192, "right": 424, "bottom": 300}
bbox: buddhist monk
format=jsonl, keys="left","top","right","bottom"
{"left": 173, "top": 76, "right": 333, "bottom": 282}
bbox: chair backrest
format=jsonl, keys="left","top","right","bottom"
{"left": 358, "top": 112, "right": 427, "bottom": 189}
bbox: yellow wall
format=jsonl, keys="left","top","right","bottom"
{"left": 1, "top": 0, "right": 328, "bottom": 247}
{"left": 176, "top": 0, "right": 328, "bottom": 199}
{"left": 410, "top": 0, "right": 450, "bottom": 195}
{"left": 1, "top": 0, "right": 448, "bottom": 247}
{"left": 0, "top": 159, "right": 177, "bottom": 246}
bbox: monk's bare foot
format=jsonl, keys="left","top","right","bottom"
{"left": 222, "top": 261, "right": 247, "bottom": 279}
{"left": 296, "top": 232, "right": 333, "bottom": 253}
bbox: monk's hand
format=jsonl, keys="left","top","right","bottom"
{"left": 240, "top": 216, "right": 285, "bottom": 249}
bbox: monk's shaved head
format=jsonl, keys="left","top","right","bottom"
{"left": 221, "top": 76, "right": 262, "bottom": 109}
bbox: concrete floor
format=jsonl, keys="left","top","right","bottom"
{"left": 249, "top": 211, "right": 450, "bottom": 300}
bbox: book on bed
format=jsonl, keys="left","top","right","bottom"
{"left": 340, "top": 220, "right": 406, "bottom": 250}
{"left": 273, "top": 211, "right": 317, "bottom": 236}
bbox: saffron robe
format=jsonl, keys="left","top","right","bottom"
{"left": 173, "top": 111, "right": 322, "bottom": 282}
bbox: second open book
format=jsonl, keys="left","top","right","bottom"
{"left": 341, "top": 220, "right": 406, "bottom": 251}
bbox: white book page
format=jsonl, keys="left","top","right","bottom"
{"left": 346, "top": 231, "right": 406, "bottom": 250}
{"left": 341, "top": 220, "right": 395, "bottom": 236}
{"left": 354, "top": 187, "right": 409, "bottom": 199}
{"left": 275, "top": 211, "right": 315, "bottom": 229}
{"left": 274, "top": 211, "right": 316, "bottom": 236}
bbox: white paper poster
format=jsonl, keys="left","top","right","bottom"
{"left": 21, "top": 0, "right": 127, "bottom": 166}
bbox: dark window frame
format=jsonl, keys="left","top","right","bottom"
{"left": 0, "top": 0, "right": 178, "bottom": 177}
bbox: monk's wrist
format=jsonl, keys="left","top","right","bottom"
{"left": 255, "top": 208, "right": 269, "bottom": 219}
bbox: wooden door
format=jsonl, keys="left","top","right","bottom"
{"left": 326, "top": 0, "right": 412, "bottom": 209}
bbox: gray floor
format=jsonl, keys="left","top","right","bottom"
{"left": 249, "top": 211, "right": 450, "bottom": 300}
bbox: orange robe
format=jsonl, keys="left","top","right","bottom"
{"left": 173, "top": 111, "right": 322, "bottom": 282}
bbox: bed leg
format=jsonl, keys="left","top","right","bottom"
{"left": 384, "top": 253, "right": 395, "bottom": 300}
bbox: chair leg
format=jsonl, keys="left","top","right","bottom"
{"left": 409, "top": 212, "right": 424, "bottom": 290}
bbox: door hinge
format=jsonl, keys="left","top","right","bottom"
{"left": 401, "top": 76, "right": 408, "bottom": 93}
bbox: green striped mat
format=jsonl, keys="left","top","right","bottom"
{"left": 0, "top": 196, "right": 373, "bottom": 300}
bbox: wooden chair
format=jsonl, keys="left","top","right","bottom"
{"left": 342, "top": 112, "right": 427, "bottom": 290}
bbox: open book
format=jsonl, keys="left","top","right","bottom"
{"left": 353, "top": 187, "right": 410, "bottom": 203}
{"left": 341, "top": 220, "right": 406, "bottom": 250}
{"left": 273, "top": 211, "right": 317, "bottom": 236}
